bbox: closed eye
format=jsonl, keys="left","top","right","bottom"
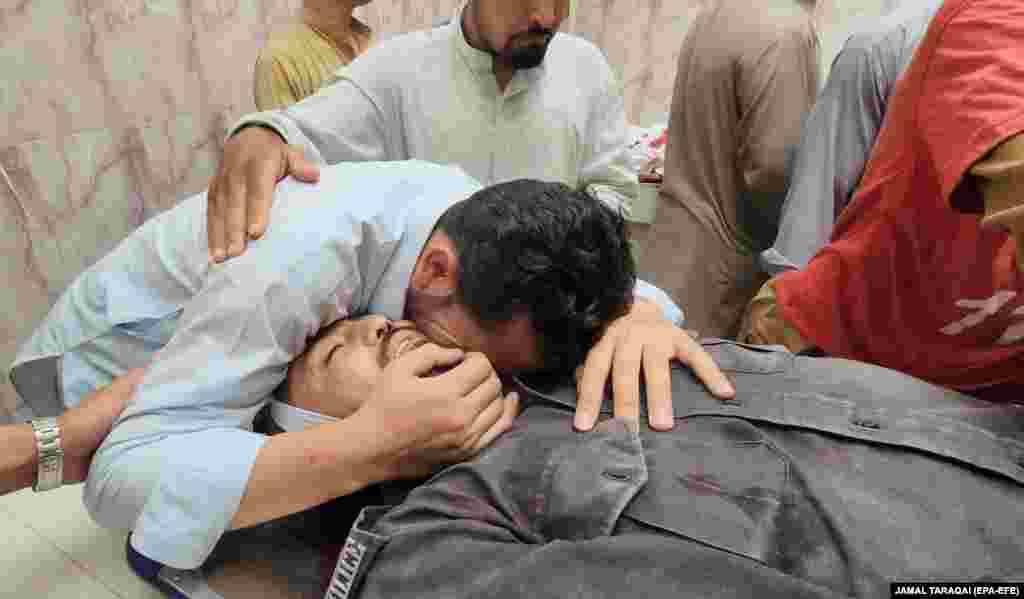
{"left": 326, "top": 341, "right": 343, "bottom": 365}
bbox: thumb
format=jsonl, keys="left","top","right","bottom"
{"left": 285, "top": 145, "right": 320, "bottom": 183}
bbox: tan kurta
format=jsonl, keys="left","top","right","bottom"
{"left": 632, "top": 0, "right": 819, "bottom": 338}
{"left": 254, "top": 19, "right": 373, "bottom": 111}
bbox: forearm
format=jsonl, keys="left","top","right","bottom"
{"left": 229, "top": 78, "right": 390, "bottom": 166}
{"left": 230, "top": 417, "right": 391, "bottom": 530}
{"left": 85, "top": 392, "right": 390, "bottom": 566}
{"left": 0, "top": 424, "right": 36, "bottom": 495}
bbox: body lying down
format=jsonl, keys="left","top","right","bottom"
{"left": 282, "top": 316, "right": 1024, "bottom": 599}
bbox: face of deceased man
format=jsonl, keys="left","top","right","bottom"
{"left": 284, "top": 316, "right": 435, "bottom": 419}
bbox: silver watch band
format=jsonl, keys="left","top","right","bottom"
{"left": 30, "top": 417, "right": 64, "bottom": 492}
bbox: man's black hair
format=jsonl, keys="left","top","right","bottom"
{"left": 434, "top": 179, "right": 636, "bottom": 373}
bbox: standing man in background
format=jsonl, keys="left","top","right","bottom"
{"left": 254, "top": 0, "right": 375, "bottom": 111}
{"left": 632, "top": 0, "right": 819, "bottom": 339}
{"left": 740, "top": 0, "right": 1024, "bottom": 403}
{"left": 212, "top": 0, "right": 637, "bottom": 264}
{"left": 760, "top": 0, "right": 942, "bottom": 276}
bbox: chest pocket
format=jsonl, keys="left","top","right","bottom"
{"left": 622, "top": 418, "right": 789, "bottom": 563}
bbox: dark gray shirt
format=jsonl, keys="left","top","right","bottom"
{"left": 331, "top": 340, "right": 1024, "bottom": 599}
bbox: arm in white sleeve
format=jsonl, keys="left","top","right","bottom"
{"left": 580, "top": 59, "right": 639, "bottom": 216}
{"left": 82, "top": 273, "right": 302, "bottom": 567}
{"left": 84, "top": 216, "right": 366, "bottom": 568}
{"left": 227, "top": 73, "right": 396, "bottom": 166}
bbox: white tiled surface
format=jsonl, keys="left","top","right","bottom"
{"left": 0, "top": 485, "right": 164, "bottom": 599}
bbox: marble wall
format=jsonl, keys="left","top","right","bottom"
{"left": 1, "top": 0, "right": 890, "bottom": 419}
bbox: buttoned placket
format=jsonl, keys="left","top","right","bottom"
{"left": 489, "top": 85, "right": 501, "bottom": 184}
{"left": 451, "top": 8, "right": 537, "bottom": 186}
{"left": 489, "top": 74, "right": 531, "bottom": 184}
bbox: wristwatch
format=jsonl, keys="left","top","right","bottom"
{"left": 30, "top": 417, "right": 64, "bottom": 492}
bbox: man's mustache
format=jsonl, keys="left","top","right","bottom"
{"left": 512, "top": 27, "right": 554, "bottom": 42}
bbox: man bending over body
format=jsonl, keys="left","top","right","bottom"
{"left": 9, "top": 160, "right": 731, "bottom": 571}
{"left": 284, "top": 317, "right": 1024, "bottom": 599}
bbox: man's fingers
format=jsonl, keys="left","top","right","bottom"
{"left": 471, "top": 391, "right": 520, "bottom": 452}
{"left": 642, "top": 346, "right": 674, "bottom": 430}
{"left": 395, "top": 343, "right": 466, "bottom": 377}
{"left": 460, "top": 389, "right": 508, "bottom": 452}
{"left": 397, "top": 347, "right": 497, "bottom": 404}
{"left": 436, "top": 352, "right": 497, "bottom": 396}
{"left": 246, "top": 161, "right": 280, "bottom": 240}
{"left": 225, "top": 178, "right": 248, "bottom": 258}
{"left": 574, "top": 335, "right": 616, "bottom": 431}
{"left": 246, "top": 144, "right": 316, "bottom": 240}
{"left": 207, "top": 177, "right": 227, "bottom": 263}
{"left": 286, "top": 145, "right": 320, "bottom": 183}
{"left": 676, "top": 333, "right": 735, "bottom": 399}
{"left": 452, "top": 364, "right": 503, "bottom": 417}
{"left": 611, "top": 335, "right": 644, "bottom": 426}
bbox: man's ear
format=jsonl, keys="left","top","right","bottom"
{"left": 410, "top": 240, "right": 459, "bottom": 296}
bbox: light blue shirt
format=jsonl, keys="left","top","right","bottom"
{"left": 9, "top": 160, "right": 682, "bottom": 569}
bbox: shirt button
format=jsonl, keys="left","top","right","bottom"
{"left": 603, "top": 469, "right": 634, "bottom": 482}
{"left": 850, "top": 416, "right": 883, "bottom": 430}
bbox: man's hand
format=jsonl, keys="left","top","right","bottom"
{"left": 574, "top": 300, "right": 734, "bottom": 432}
{"left": 57, "top": 367, "right": 146, "bottom": 484}
{"left": 207, "top": 125, "right": 320, "bottom": 262}
{"left": 352, "top": 345, "right": 519, "bottom": 480}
